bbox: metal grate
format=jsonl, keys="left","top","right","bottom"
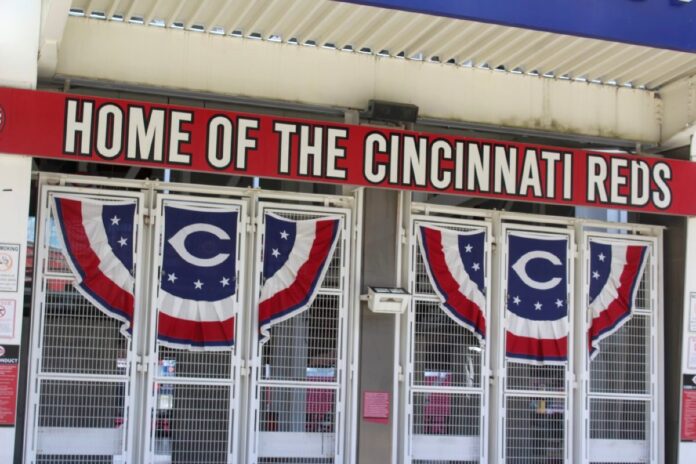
{"left": 151, "top": 383, "right": 231, "bottom": 464}
{"left": 589, "top": 315, "right": 650, "bottom": 395}
{"left": 37, "top": 456, "right": 113, "bottom": 463}
{"left": 413, "top": 461, "right": 477, "bottom": 464}
{"left": 41, "top": 280, "right": 130, "bottom": 375}
{"left": 413, "top": 300, "right": 482, "bottom": 389}
{"left": 157, "top": 347, "right": 233, "bottom": 380}
{"left": 407, "top": 220, "right": 488, "bottom": 463}
{"left": 147, "top": 197, "right": 244, "bottom": 463}
{"left": 412, "top": 392, "right": 481, "bottom": 436}
{"left": 506, "top": 363, "right": 566, "bottom": 393}
{"left": 261, "top": 295, "right": 340, "bottom": 383}
{"left": 505, "top": 396, "right": 565, "bottom": 463}
{"left": 45, "top": 217, "right": 73, "bottom": 274}
{"left": 252, "top": 204, "right": 349, "bottom": 463}
{"left": 500, "top": 227, "right": 570, "bottom": 463}
{"left": 415, "top": 249, "right": 438, "bottom": 296}
{"left": 38, "top": 379, "right": 126, "bottom": 428}
{"left": 586, "top": 239, "right": 655, "bottom": 464}
{"left": 589, "top": 399, "right": 649, "bottom": 441}
{"left": 258, "top": 459, "right": 333, "bottom": 463}
{"left": 27, "top": 189, "right": 141, "bottom": 463}
{"left": 633, "top": 257, "right": 651, "bottom": 311}
{"left": 258, "top": 385, "right": 337, "bottom": 433}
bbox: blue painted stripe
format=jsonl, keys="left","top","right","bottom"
{"left": 336, "top": 0, "right": 696, "bottom": 53}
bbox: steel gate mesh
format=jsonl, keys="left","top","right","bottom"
{"left": 585, "top": 239, "right": 654, "bottom": 464}
{"left": 261, "top": 295, "right": 340, "bottom": 383}
{"left": 412, "top": 392, "right": 481, "bottom": 436}
{"left": 41, "top": 280, "right": 130, "bottom": 375}
{"left": 253, "top": 207, "right": 348, "bottom": 463}
{"left": 505, "top": 396, "right": 565, "bottom": 463}
{"left": 501, "top": 227, "right": 570, "bottom": 463}
{"left": 148, "top": 198, "right": 245, "bottom": 464}
{"left": 27, "top": 192, "right": 140, "bottom": 463}
{"left": 36, "top": 456, "right": 113, "bottom": 463}
{"left": 412, "top": 461, "right": 478, "bottom": 464}
{"left": 412, "top": 301, "right": 482, "bottom": 389}
{"left": 151, "top": 383, "right": 231, "bottom": 463}
{"left": 407, "top": 221, "right": 488, "bottom": 464}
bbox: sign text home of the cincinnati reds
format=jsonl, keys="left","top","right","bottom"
{"left": 0, "top": 87, "right": 692, "bottom": 215}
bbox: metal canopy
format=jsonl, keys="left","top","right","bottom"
{"left": 68, "top": 0, "right": 696, "bottom": 91}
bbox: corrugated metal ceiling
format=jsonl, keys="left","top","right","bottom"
{"left": 68, "top": 0, "right": 696, "bottom": 90}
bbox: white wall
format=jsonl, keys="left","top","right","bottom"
{"left": 0, "top": 0, "right": 38, "bottom": 461}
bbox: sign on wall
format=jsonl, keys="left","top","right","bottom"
{"left": 0, "top": 345, "right": 19, "bottom": 427}
{"left": 0, "top": 87, "right": 695, "bottom": 215}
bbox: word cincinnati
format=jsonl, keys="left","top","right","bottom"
{"left": 362, "top": 133, "right": 672, "bottom": 208}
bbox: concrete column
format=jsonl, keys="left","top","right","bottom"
{"left": 0, "top": 1, "right": 39, "bottom": 462}
{"left": 357, "top": 188, "right": 400, "bottom": 463}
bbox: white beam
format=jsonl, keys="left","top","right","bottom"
{"left": 55, "top": 17, "right": 660, "bottom": 143}
{"left": 37, "top": 0, "right": 71, "bottom": 79}
{"left": 658, "top": 74, "right": 696, "bottom": 146}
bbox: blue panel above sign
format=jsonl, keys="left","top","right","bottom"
{"left": 335, "top": 0, "right": 696, "bottom": 53}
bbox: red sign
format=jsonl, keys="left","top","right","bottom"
{"left": 0, "top": 345, "right": 19, "bottom": 427}
{"left": 683, "top": 375, "right": 696, "bottom": 441}
{"left": 363, "top": 391, "right": 390, "bottom": 424}
{"left": 0, "top": 87, "right": 694, "bottom": 215}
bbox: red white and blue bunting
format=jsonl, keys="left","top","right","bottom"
{"left": 588, "top": 239, "right": 649, "bottom": 360}
{"left": 51, "top": 195, "right": 137, "bottom": 338}
{"left": 416, "top": 224, "right": 487, "bottom": 343}
{"left": 505, "top": 231, "right": 569, "bottom": 365}
{"left": 258, "top": 213, "right": 342, "bottom": 344}
{"left": 157, "top": 203, "right": 239, "bottom": 350}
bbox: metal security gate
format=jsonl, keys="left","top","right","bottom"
{"left": 143, "top": 194, "right": 248, "bottom": 464}
{"left": 498, "top": 222, "right": 574, "bottom": 463}
{"left": 579, "top": 229, "right": 659, "bottom": 464}
{"left": 403, "top": 209, "right": 492, "bottom": 464}
{"left": 248, "top": 201, "right": 353, "bottom": 464}
{"left": 25, "top": 176, "right": 361, "bottom": 463}
{"left": 24, "top": 186, "right": 145, "bottom": 463}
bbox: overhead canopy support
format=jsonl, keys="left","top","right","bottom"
{"left": 658, "top": 74, "right": 696, "bottom": 152}
{"left": 52, "top": 17, "right": 661, "bottom": 144}
{"left": 38, "top": 0, "right": 71, "bottom": 78}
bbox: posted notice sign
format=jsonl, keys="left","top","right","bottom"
{"left": 0, "top": 345, "right": 19, "bottom": 427}
{"left": 683, "top": 374, "right": 696, "bottom": 441}
{"left": 363, "top": 391, "right": 390, "bottom": 424}
{"left": 1, "top": 87, "right": 696, "bottom": 215}
{"left": 0, "top": 244, "right": 20, "bottom": 293}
